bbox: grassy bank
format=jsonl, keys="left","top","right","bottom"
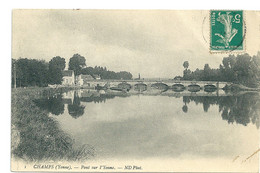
{"left": 11, "top": 87, "right": 95, "bottom": 162}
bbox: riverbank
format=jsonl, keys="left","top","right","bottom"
{"left": 11, "top": 87, "right": 95, "bottom": 161}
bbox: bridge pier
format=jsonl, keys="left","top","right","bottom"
{"left": 83, "top": 80, "right": 229, "bottom": 92}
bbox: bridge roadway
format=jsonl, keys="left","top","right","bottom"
{"left": 82, "top": 79, "right": 231, "bottom": 89}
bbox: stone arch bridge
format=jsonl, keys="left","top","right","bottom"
{"left": 84, "top": 80, "right": 231, "bottom": 92}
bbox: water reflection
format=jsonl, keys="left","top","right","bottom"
{"left": 34, "top": 90, "right": 130, "bottom": 118}
{"left": 68, "top": 92, "right": 85, "bottom": 119}
{"left": 34, "top": 90, "right": 259, "bottom": 128}
{"left": 34, "top": 94, "right": 64, "bottom": 115}
{"left": 182, "top": 93, "right": 259, "bottom": 128}
{"left": 29, "top": 89, "right": 260, "bottom": 167}
{"left": 182, "top": 96, "right": 190, "bottom": 113}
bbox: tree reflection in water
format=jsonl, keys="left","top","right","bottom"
{"left": 182, "top": 92, "right": 259, "bottom": 128}
{"left": 34, "top": 90, "right": 259, "bottom": 128}
{"left": 182, "top": 96, "right": 190, "bottom": 113}
{"left": 68, "top": 92, "right": 85, "bottom": 119}
{"left": 34, "top": 90, "right": 120, "bottom": 119}
{"left": 34, "top": 94, "right": 64, "bottom": 115}
{"left": 182, "top": 105, "right": 188, "bottom": 113}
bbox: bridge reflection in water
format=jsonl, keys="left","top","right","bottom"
{"left": 34, "top": 89, "right": 259, "bottom": 128}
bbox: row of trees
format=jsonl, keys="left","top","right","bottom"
{"left": 12, "top": 54, "right": 133, "bottom": 87}
{"left": 182, "top": 53, "right": 260, "bottom": 87}
{"left": 69, "top": 54, "right": 132, "bottom": 80}
{"left": 81, "top": 66, "right": 132, "bottom": 80}
{"left": 12, "top": 56, "right": 67, "bottom": 87}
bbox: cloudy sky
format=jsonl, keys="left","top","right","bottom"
{"left": 12, "top": 10, "right": 260, "bottom": 78}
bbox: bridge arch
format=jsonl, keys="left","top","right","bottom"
{"left": 118, "top": 82, "right": 131, "bottom": 91}
{"left": 134, "top": 83, "right": 147, "bottom": 92}
{"left": 204, "top": 84, "right": 217, "bottom": 92}
{"left": 172, "top": 84, "right": 185, "bottom": 92}
{"left": 187, "top": 84, "right": 201, "bottom": 92}
{"left": 151, "top": 82, "right": 169, "bottom": 91}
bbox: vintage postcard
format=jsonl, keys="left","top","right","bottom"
{"left": 11, "top": 10, "right": 260, "bottom": 172}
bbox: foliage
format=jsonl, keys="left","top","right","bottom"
{"left": 182, "top": 53, "right": 260, "bottom": 87}
{"left": 183, "top": 61, "right": 189, "bottom": 69}
{"left": 220, "top": 53, "right": 260, "bottom": 87}
{"left": 182, "top": 61, "right": 190, "bottom": 80}
{"left": 81, "top": 66, "right": 133, "bottom": 80}
{"left": 12, "top": 58, "right": 49, "bottom": 87}
{"left": 12, "top": 53, "right": 133, "bottom": 88}
{"left": 68, "top": 54, "right": 86, "bottom": 76}
{"left": 48, "top": 56, "right": 66, "bottom": 85}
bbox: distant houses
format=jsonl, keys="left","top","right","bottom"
{"left": 76, "top": 74, "right": 94, "bottom": 86}
{"left": 62, "top": 70, "right": 101, "bottom": 86}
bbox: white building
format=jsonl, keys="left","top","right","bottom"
{"left": 62, "top": 70, "right": 75, "bottom": 85}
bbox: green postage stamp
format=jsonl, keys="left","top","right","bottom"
{"left": 210, "top": 10, "right": 244, "bottom": 52}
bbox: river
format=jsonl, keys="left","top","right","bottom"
{"left": 33, "top": 89, "right": 259, "bottom": 171}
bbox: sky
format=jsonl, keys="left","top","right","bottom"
{"left": 12, "top": 10, "right": 260, "bottom": 78}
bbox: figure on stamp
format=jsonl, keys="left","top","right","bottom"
{"left": 215, "top": 12, "right": 238, "bottom": 47}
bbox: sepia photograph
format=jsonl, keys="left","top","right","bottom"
{"left": 11, "top": 9, "right": 260, "bottom": 172}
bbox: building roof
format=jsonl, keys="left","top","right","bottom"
{"left": 62, "top": 70, "right": 74, "bottom": 77}
{"left": 81, "top": 74, "right": 94, "bottom": 80}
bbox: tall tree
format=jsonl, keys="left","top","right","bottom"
{"left": 68, "top": 54, "right": 86, "bottom": 76}
{"left": 203, "top": 64, "right": 211, "bottom": 81}
{"left": 48, "top": 56, "right": 66, "bottom": 84}
{"left": 81, "top": 67, "right": 94, "bottom": 75}
{"left": 183, "top": 61, "right": 189, "bottom": 70}
{"left": 183, "top": 61, "right": 190, "bottom": 80}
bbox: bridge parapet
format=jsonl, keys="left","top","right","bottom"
{"left": 82, "top": 80, "right": 230, "bottom": 89}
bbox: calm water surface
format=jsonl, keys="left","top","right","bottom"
{"left": 35, "top": 89, "right": 259, "bottom": 162}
